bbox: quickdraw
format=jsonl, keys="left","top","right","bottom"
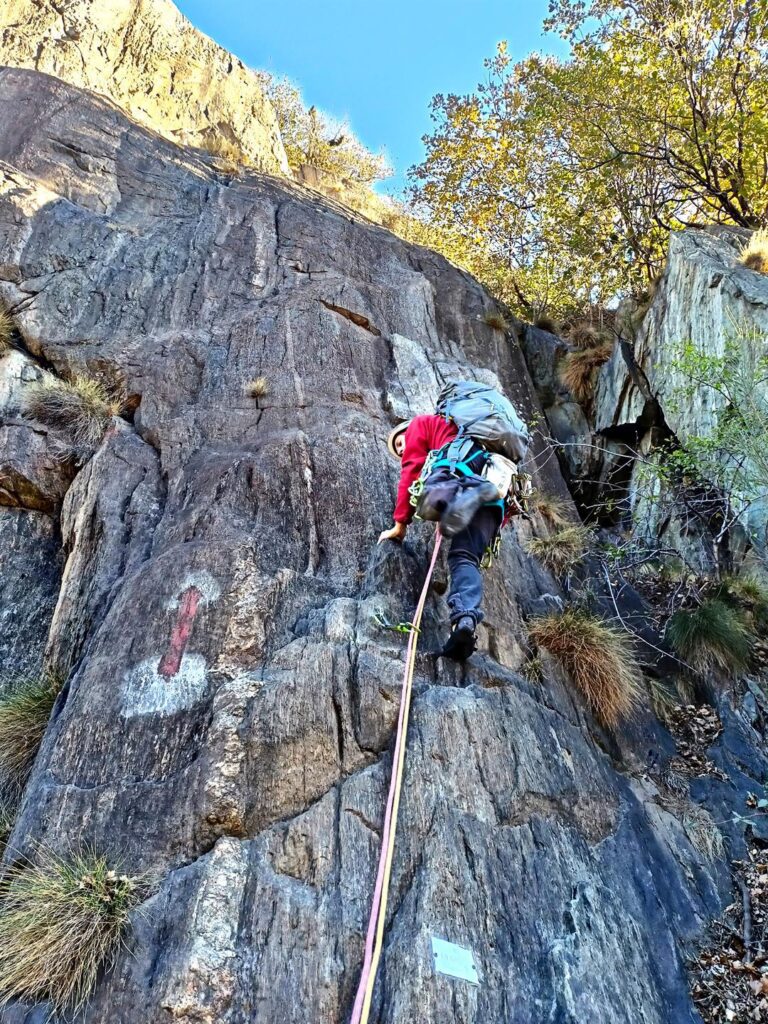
{"left": 480, "top": 532, "right": 502, "bottom": 570}
{"left": 507, "top": 471, "right": 534, "bottom": 518}
{"left": 371, "top": 612, "right": 421, "bottom": 636}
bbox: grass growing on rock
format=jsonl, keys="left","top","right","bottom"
{"left": 716, "top": 572, "right": 768, "bottom": 631}
{"left": 526, "top": 524, "right": 591, "bottom": 574}
{"left": 246, "top": 376, "right": 270, "bottom": 400}
{"left": 665, "top": 598, "right": 753, "bottom": 676}
{"left": 0, "top": 849, "right": 145, "bottom": 1012}
{"left": 0, "top": 675, "right": 62, "bottom": 791}
{"left": 533, "top": 314, "right": 558, "bottom": 334}
{"left": 566, "top": 320, "right": 604, "bottom": 349}
{"left": 483, "top": 310, "right": 510, "bottom": 332}
{"left": 680, "top": 802, "right": 725, "bottom": 861}
{"left": 0, "top": 307, "right": 14, "bottom": 353}
{"left": 0, "top": 801, "right": 16, "bottom": 858}
{"left": 528, "top": 607, "right": 642, "bottom": 727}
{"left": 24, "top": 373, "right": 124, "bottom": 457}
{"left": 532, "top": 492, "right": 576, "bottom": 531}
{"left": 559, "top": 339, "right": 614, "bottom": 402}
{"left": 740, "top": 228, "right": 768, "bottom": 274}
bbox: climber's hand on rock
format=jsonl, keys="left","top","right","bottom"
{"left": 378, "top": 522, "right": 407, "bottom": 544}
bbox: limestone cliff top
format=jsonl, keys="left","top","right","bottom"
{"left": 0, "top": 0, "right": 290, "bottom": 176}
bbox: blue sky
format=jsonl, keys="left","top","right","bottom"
{"left": 175, "top": 0, "right": 566, "bottom": 192}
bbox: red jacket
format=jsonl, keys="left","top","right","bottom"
{"left": 394, "top": 414, "right": 458, "bottom": 524}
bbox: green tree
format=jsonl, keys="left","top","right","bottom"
{"left": 258, "top": 73, "right": 391, "bottom": 186}
{"left": 408, "top": 0, "right": 768, "bottom": 319}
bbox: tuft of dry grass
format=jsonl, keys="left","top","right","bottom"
{"left": 0, "top": 675, "right": 62, "bottom": 792}
{"left": 566, "top": 320, "right": 604, "bottom": 349}
{"left": 0, "top": 306, "right": 14, "bottom": 353}
{"left": 0, "top": 801, "right": 16, "bottom": 858}
{"left": 526, "top": 524, "right": 591, "bottom": 574}
{"left": 533, "top": 314, "right": 558, "bottom": 334}
{"left": 559, "top": 339, "right": 614, "bottom": 403}
{"left": 528, "top": 607, "right": 643, "bottom": 727}
{"left": 740, "top": 228, "right": 768, "bottom": 274}
{"left": 532, "top": 492, "right": 576, "bottom": 532}
{"left": 0, "top": 848, "right": 145, "bottom": 1012}
{"left": 523, "top": 654, "right": 544, "bottom": 683}
{"left": 681, "top": 803, "right": 725, "bottom": 861}
{"left": 716, "top": 572, "right": 768, "bottom": 631}
{"left": 204, "top": 136, "right": 246, "bottom": 176}
{"left": 662, "top": 794, "right": 725, "bottom": 861}
{"left": 665, "top": 598, "right": 753, "bottom": 676}
{"left": 24, "top": 373, "right": 124, "bottom": 458}
{"left": 483, "top": 310, "right": 510, "bottom": 332}
{"left": 246, "top": 376, "right": 270, "bottom": 401}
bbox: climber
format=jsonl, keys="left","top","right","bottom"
{"left": 378, "top": 381, "right": 530, "bottom": 661}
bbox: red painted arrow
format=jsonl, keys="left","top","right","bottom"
{"left": 158, "top": 585, "right": 202, "bottom": 679}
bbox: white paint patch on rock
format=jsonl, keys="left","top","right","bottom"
{"left": 120, "top": 653, "right": 209, "bottom": 718}
{"left": 166, "top": 570, "right": 221, "bottom": 609}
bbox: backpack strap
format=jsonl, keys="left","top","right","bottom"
{"left": 430, "top": 437, "right": 486, "bottom": 477}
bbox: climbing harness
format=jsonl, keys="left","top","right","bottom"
{"left": 349, "top": 531, "right": 443, "bottom": 1024}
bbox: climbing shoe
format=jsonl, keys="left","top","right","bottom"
{"left": 442, "top": 615, "right": 477, "bottom": 661}
{"left": 440, "top": 481, "right": 500, "bottom": 538}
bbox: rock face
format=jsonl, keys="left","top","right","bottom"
{"left": 0, "top": 0, "right": 289, "bottom": 176}
{"left": 595, "top": 228, "right": 763, "bottom": 439}
{"left": 1, "top": 65, "right": 766, "bottom": 1024}
{"left": 592, "top": 228, "right": 768, "bottom": 560}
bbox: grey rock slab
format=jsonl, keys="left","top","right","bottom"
{"left": 0, "top": 506, "right": 61, "bottom": 680}
{"left": 0, "top": 67, "right": 754, "bottom": 1024}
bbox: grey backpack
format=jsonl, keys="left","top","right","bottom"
{"left": 436, "top": 380, "right": 529, "bottom": 463}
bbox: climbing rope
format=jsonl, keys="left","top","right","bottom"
{"left": 349, "top": 530, "right": 443, "bottom": 1024}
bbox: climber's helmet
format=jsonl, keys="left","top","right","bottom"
{"left": 387, "top": 420, "right": 410, "bottom": 459}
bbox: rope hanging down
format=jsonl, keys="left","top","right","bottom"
{"left": 349, "top": 531, "right": 443, "bottom": 1024}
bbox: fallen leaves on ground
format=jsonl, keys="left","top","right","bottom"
{"left": 690, "top": 848, "right": 768, "bottom": 1023}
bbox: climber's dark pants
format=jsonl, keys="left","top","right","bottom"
{"left": 447, "top": 504, "right": 503, "bottom": 626}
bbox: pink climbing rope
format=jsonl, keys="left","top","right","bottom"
{"left": 349, "top": 531, "right": 443, "bottom": 1024}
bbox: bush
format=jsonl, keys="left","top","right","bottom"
{"left": 257, "top": 73, "right": 391, "bottom": 186}
{"left": 740, "top": 228, "right": 768, "bottom": 274}
{"left": 23, "top": 373, "right": 124, "bottom": 458}
{"left": 0, "top": 676, "right": 62, "bottom": 792}
{"left": 526, "top": 524, "right": 591, "bottom": 574}
{"left": 0, "top": 849, "right": 144, "bottom": 1012}
{"left": 0, "top": 307, "right": 14, "bottom": 353}
{"left": 528, "top": 607, "right": 643, "bottom": 727}
{"left": 665, "top": 598, "right": 753, "bottom": 675}
{"left": 559, "top": 339, "right": 614, "bottom": 403}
